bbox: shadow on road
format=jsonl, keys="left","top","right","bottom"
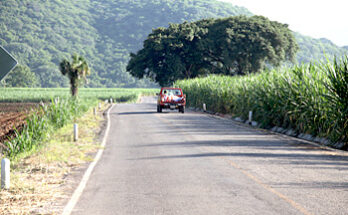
{"left": 116, "top": 111, "right": 184, "bottom": 115}
{"left": 124, "top": 102, "right": 348, "bottom": 173}
{"left": 134, "top": 139, "right": 326, "bottom": 152}
{"left": 133, "top": 150, "right": 348, "bottom": 163}
{"left": 117, "top": 111, "right": 162, "bottom": 115}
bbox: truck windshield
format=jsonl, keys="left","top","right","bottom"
{"left": 163, "top": 89, "right": 182, "bottom": 96}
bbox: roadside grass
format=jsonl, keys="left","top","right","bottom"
{"left": 1, "top": 87, "right": 157, "bottom": 157}
{"left": 0, "top": 103, "right": 109, "bottom": 214}
{"left": 2, "top": 98, "right": 98, "bottom": 157}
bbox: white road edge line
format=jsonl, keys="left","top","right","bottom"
{"left": 62, "top": 104, "right": 114, "bottom": 215}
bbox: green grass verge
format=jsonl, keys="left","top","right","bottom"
{"left": 175, "top": 56, "right": 348, "bottom": 148}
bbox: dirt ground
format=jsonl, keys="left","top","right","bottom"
{"left": 0, "top": 103, "right": 38, "bottom": 151}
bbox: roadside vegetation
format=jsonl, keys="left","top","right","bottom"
{"left": 0, "top": 88, "right": 157, "bottom": 103}
{"left": 0, "top": 88, "right": 157, "bottom": 157}
{"left": 0, "top": 103, "right": 108, "bottom": 214}
{"left": 175, "top": 56, "right": 348, "bottom": 149}
{"left": 0, "top": 87, "right": 158, "bottom": 212}
{"left": 2, "top": 98, "right": 97, "bottom": 157}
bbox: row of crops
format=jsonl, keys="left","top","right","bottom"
{"left": 0, "top": 88, "right": 158, "bottom": 157}
{"left": 0, "top": 88, "right": 158, "bottom": 103}
{"left": 175, "top": 56, "right": 348, "bottom": 149}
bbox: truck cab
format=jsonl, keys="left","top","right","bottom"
{"left": 157, "top": 87, "right": 186, "bottom": 113}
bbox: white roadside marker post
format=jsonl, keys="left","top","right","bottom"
{"left": 249, "top": 111, "right": 253, "bottom": 125}
{"left": 98, "top": 103, "right": 101, "bottom": 110}
{"left": 109, "top": 98, "right": 113, "bottom": 104}
{"left": 1, "top": 158, "right": 10, "bottom": 189}
{"left": 203, "top": 103, "right": 207, "bottom": 112}
{"left": 40, "top": 101, "right": 45, "bottom": 108}
{"left": 74, "top": 123, "right": 78, "bottom": 142}
{"left": 93, "top": 107, "right": 97, "bottom": 116}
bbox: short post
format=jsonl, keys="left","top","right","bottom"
{"left": 40, "top": 101, "right": 45, "bottom": 108}
{"left": 93, "top": 107, "right": 97, "bottom": 115}
{"left": 54, "top": 97, "right": 59, "bottom": 105}
{"left": 203, "top": 103, "right": 207, "bottom": 112}
{"left": 109, "top": 98, "right": 113, "bottom": 104}
{"left": 74, "top": 123, "right": 78, "bottom": 141}
{"left": 248, "top": 111, "right": 253, "bottom": 125}
{"left": 98, "top": 103, "right": 101, "bottom": 110}
{"left": 1, "top": 158, "right": 10, "bottom": 189}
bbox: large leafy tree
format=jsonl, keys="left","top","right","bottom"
{"left": 59, "top": 54, "right": 90, "bottom": 97}
{"left": 206, "top": 16, "right": 299, "bottom": 75}
{"left": 127, "top": 22, "right": 210, "bottom": 85}
{"left": 127, "top": 15, "right": 298, "bottom": 86}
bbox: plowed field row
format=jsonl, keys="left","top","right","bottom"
{"left": 0, "top": 103, "right": 38, "bottom": 148}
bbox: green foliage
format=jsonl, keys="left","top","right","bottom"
{"left": 1, "top": 65, "right": 39, "bottom": 87}
{"left": 3, "top": 98, "right": 97, "bottom": 157}
{"left": 175, "top": 56, "right": 348, "bottom": 148}
{"left": 1, "top": 0, "right": 345, "bottom": 87}
{"left": 60, "top": 54, "right": 90, "bottom": 97}
{"left": 128, "top": 15, "right": 298, "bottom": 85}
{"left": 0, "top": 88, "right": 158, "bottom": 102}
{"left": 295, "top": 34, "right": 347, "bottom": 63}
{"left": 1, "top": 87, "right": 158, "bottom": 157}
{"left": 322, "top": 57, "right": 348, "bottom": 143}
{"left": 0, "top": 0, "right": 250, "bottom": 88}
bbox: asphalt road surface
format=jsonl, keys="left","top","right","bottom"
{"left": 72, "top": 97, "right": 348, "bottom": 215}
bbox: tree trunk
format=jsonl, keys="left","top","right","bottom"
{"left": 185, "top": 64, "right": 193, "bottom": 78}
{"left": 236, "top": 62, "right": 244, "bottom": 75}
{"left": 70, "top": 78, "right": 78, "bottom": 97}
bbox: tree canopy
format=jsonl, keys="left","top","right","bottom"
{"left": 60, "top": 54, "right": 90, "bottom": 97}
{"left": 127, "top": 16, "right": 299, "bottom": 86}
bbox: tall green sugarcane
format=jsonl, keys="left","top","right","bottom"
{"left": 175, "top": 55, "right": 348, "bottom": 148}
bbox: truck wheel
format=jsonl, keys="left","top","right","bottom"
{"left": 179, "top": 106, "right": 185, "bottom": 113}
{"left": 159, "top": 105, "right": 162, "bottom": 113}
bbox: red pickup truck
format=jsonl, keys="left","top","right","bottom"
{"left": 157, "top": 87, "right": 186, "bottom": 113}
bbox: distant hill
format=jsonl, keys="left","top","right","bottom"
{"left": 0, "top": 0, "right": 346, "bottom": 87}
{"left": 295, "top": 34, "right": 347, "bottom": 63}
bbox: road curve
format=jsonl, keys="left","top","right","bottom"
{"left": 72, "top": 97, "right": 348, "bottom": 215}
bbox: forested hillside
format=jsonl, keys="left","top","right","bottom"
{"left": 0, "top": 0, "right": 346, "bottom": 87}
{"left": 295, "top": 33, "right": 347, "bottom": 63}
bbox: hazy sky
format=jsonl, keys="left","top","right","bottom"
{"left": 218, "top": 0, "right": 348, "bottom": 46}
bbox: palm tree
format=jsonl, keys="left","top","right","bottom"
{"left": 59, "top": 54, "right": 90, "bottom": 97}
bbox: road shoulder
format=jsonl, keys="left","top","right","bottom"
{"left": 0, "top": 104, "right": 110, "bottom": 214}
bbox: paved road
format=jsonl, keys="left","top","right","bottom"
{"left": 72, "top": 97, "right": 348, "bottom": 215}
